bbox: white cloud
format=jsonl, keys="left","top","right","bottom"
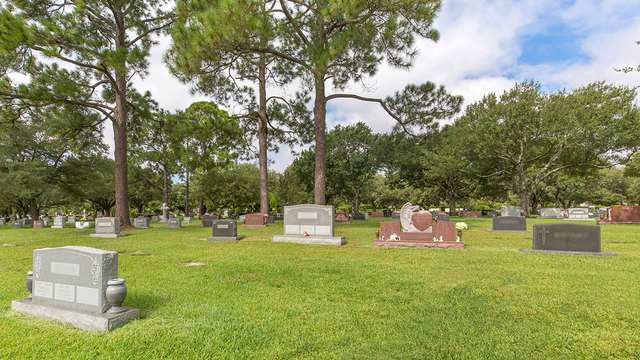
{"left": 113, "top": 0, "right": 640, "bottom": 171}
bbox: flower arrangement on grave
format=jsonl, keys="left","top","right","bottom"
{"left": 455, "top": 222, "right": 468, "bottom": 242}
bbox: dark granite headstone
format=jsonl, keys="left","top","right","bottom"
{"left": 434, "top": 213, "right": 450, "bottom": 222}
{"left": 208, "top": 220, "right": 238, "bottom": 241}
{"left": 533, "top": 224, "right": 600, "bottom": 253}
{"left": 383, "top": 209, "right": 392, "bottom": 217}
{"left": 492, "top": 216, "right": 526, "bottom": 231}
{"left": 202, "top": 214, "right": 218, "bottom": 228}
{"left": 351, "top": 213, "right": 367, "bottom": 220}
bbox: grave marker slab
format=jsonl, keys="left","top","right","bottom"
{"left": 11, "top": 246, "right": 138, "bottom": 332}
{"left": 244, "top": 213, "right": 267, "bottom": 227}
{"left": 598, "top": 206, "right": 640, "bottom": 224}
{"left": 273, "top": 204, "right": 345, "bottom": 246}
{"left": 208, "top": 220, "right": 238, "bottom": 241}
{"left": 501, "top": 205, "right": 522, "bottom": 217}
{"left": 492, "top": 216, "right": 526, "bottom": 231}
{"left": 133, "top": 217, "right": 150, "bottom": 229}
{"left": 202, "top": 214, "right": 217, "bottom": 228}
{"left": 90, "top": 217, "right": 122, "bottom": 238}
{"left": 167, "top": 217, "right": 181, "bottom": 229}
{"left": 540, "top": 208, "right": 564, "bottom": 218}
{"left": 532, "top": 224, "right": 602, "bottom": 253}
{"left": 33, "top": 220, "right": 45, "bottom": 228}
{"left": 567, "top": 208, "right": 590, "bottom": 220}
{"left": 183, "top": 216, "right": 192, "bottom": 225}
{"left": 52, "top": 216, "right": 65, "bottom": 229}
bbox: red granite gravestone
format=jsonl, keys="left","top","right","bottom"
{"left": 335, "top": 213, "right": 350, "bottom": 222}
{"left": 376, "top": 206, "right": 462, "bottom": 248}
{"left": 244, "top": 213, "right": 267, "bottom": 227}
{"left": 598, "top": 206, "right": 640, "bottom": 224}
{"left": 370, "top": 211, "right": 384, "bottom": 218}
{"left": 461, "top": 210, "right": 481, "bottom": 218}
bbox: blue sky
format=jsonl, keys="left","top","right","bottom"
{"left": 125, "top": 0, "right": 640, "bottom": 171}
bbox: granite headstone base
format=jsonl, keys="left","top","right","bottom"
{"left": 208, "top": 235, "right": 240, "bottom": 241}
{"left": 273, "top": 234, "right": 346, "bottom": 246}
{"left": 89, "top": 233, "right": 123, "bottom": 238}
{"left": 12, "top": 298, "right": 138, "bottom": 332}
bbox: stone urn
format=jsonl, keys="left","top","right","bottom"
{"left": 25, "top": 271, "right": 33, "bottom": 298}
{"left": 106, "top": 278, "right": 128, "bottom": 313}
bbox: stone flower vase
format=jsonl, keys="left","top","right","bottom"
{"left": 106, "top": 278, "right": 128, "bottom": 313}
{"left": 25, "top": 271, "right": 33, "bottom": 298}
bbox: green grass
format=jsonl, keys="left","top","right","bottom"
{"left": 1, "top": 218, "right": 639, "bottom": 359}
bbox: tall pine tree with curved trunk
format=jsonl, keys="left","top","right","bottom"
{"left": 168, "top": 0, "right": 310, "bottom": 215}
{"left": 247, "top": 0, "right": 456, "bottom": 204}
{"left": 0, "top": 0, "right": 173, "bottom": 225}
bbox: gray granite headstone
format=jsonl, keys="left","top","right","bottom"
{"left": 183, "top": 216, "right": 192, "bottom": 224}
{"left": 52, "top": 216, "right": 65, "bottom": 229}
{"left": 540, "top": 208, "right": 564, "bottom": 218}
{"left": 568, "top": 208, "right": 590, "bottom": 220}
{"left": 13, "top": 219, "right": 23, "bottom": 228}
{"left": 0, "top": 218, "right": 5, "bottom": 225}
{"left": 202, "top": 215, "right": 217, "bottom": 228}
{"left": 351, "top": 213, "right": 367, "bottom": 220}
{"left": 133, "top": 217, "right": 150, "bottom": 229}
{"left": 273, "top": 204, "right": 345, "bottom": 246}
{"left": 492, "top": 216, "right": 526, "bottom": 231}
{"left": 167, "top": 217, "right": 181, "bottom": 229}
{"left": 434, "top": 213, "right": 450, "bottom": 222}
{"left": 67, "top": 216, "right": 76, "bottom": 224}
{"left": 501, "top": 205, "right": 522, "bottom": 217}
{"left": 533, "top": 224, "right": 601, "bottom": 253}
{"left": 31, "top": 246, "right": 117, "bottom": 313}
{"left": 208, "top": 220, "right": 238, "bottom": 241}
{"left": 12, "top": 246, "right": 138, "bottom": 331}
{"left": 91, "top": 217, "right": 122, "bottom": 238}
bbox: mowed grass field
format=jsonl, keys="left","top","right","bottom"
{"left": 0, "top": 217, "right": 639, "bottom": 359}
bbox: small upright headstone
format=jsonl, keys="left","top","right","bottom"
{"left": 273, "top": 204, "right": 345, "bottom": 246}
{"left": 501, "top": 205, "right": 522, "bottom": 217}
{"left": 11, "top": 246, "right": 138, "bottom": 332}
{"left": 567, "top": 208, "right": 590, "bottom": 220}
{"left": 33, "top": 220, "right": 45, "bottom": 228}
{"left": 540, "top": 208, "right": 564, "bottom": 218}
{"left": 202, "top": 214, "right": 217, "bottom": 228}
{"left": 208, "top": 220, "right": 238, "bottom": 241}
{"left": 52, "top": 216, "right": 65, "bottom": 229}
{"left": 492, "top": 216, "right": 526, "bottom": 231}
{"left": 133, "top": 217, "right": 150, "bottom": 229}
{"left": 244, "top": 213, "right": 267, "bottom": 227}
{"left": 183, "top": 216, "right": 192, "bottom": 225}
{"left": 167, "top": 217, "right": 181, "bottom": 229}
{"left": 13, "top": 219, "right": 24, "bottom": 228}
{"left": 532, "top": 224, "right": 602, "bottom": 253}
{"left": 67, "top": 216, "right": 76, "bottom": 224}
{"left": 383, "top": 209, "right": 392, "bottom": 218}
{"left": 434, "top": 213, "right": 450, "bottom": 222}
{"left": 351, "top": 212, "right": 367, "bottom": 220}
{"left": 0, "top": 218, "right": 5, "bottom": 225}
{"left": 90, "top": 218, "right": 122, "bottom": 238}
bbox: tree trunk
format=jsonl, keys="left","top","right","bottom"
{"left": 184, "top": 170, "right": 190, "bottom": 216}
{"left": 448, "top": 196, "right": 456, "bottom": 216}
{"left": 162, "top": 168, "right": 170, "bottom": 220}
{"left": 199, "top": 199, "right": 205, "bottom": 216}
{"left": 520, "top": 190, "right": 530, "bottom": 216}
{"left": 313, "top": 75, "right": 327, "bottom": 205}
{"left": 113, "top": 15, "right": 130, "bottom": 226}
{"left": 29, "top": 200, "right": 39, "bottom": 224}
{"left": 257, "top": 60, "right": 269, "bottom": 214}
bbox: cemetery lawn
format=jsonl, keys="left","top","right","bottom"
{"left": 1, "top": 218, "right": 639, "bottom": 359}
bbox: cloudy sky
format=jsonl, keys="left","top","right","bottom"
{"left": 118, "top": 0, "right": 640, "bottom": 172}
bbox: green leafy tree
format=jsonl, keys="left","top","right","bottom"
{"left": 0, "top": 0, "right": 174, "bottom": 225}
{"left": 168, "top": 0, "right": 311, "bottom": 215}
{"left": 458, "top": 82, "right": 639, "bottom": 215}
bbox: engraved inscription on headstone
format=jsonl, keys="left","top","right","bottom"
{"left": 492, "top": 216, "right": 527, "bottom": 231}
{"left": 273, "top": 204, "right": 345, "bottom": 245}
{"left": 568, "top": 208, "right": 590, "bottom": 220}
{"left": 208, "top": 220, "right": 238, "bottom": 241}
{"left": 91, "top": 217, "right": 122, "bottom": 238}
{"left": 533, "top": 224, "right": 601, "bottom": 253}
{"left": 31, "top": 246, "right": 117, "bottom": 313}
